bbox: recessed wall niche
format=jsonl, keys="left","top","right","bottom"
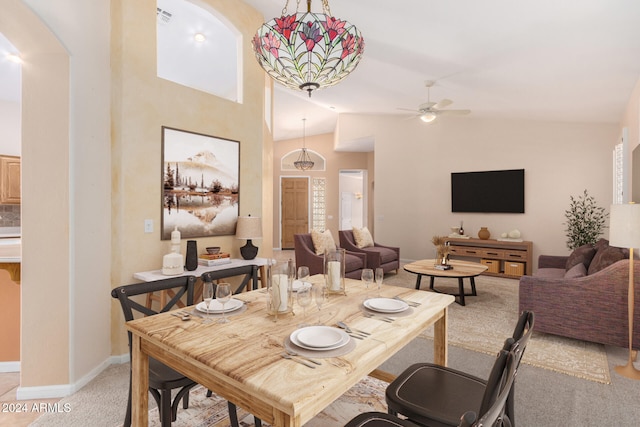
{"left": 157, "top": 0, "right": 242, "bottom": 101}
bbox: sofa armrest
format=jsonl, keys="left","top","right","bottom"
{"left": 374, "top": 242, "right": 400, "bottom": 257}
{"left": 347, "top": 250, "right": 367, "bottom": 264}
{"left": 538, "top": 255, "right": 568, "bottom": 269}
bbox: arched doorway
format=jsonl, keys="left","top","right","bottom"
{"left": 0, "top": 0, "right": 71, "bottom": 390}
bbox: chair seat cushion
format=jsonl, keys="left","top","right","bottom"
{"left": 386, "top": 363, "right": 486, "bottom": 427}
{"left": 366, "top": 246, "right": 397, "bottom": 264}
{"left": 345, "top": 253, "right": 365, "bottom": 272}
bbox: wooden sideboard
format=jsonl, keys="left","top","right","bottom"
{"left": 445, "top": 237, "right": 533, "bottom": 278}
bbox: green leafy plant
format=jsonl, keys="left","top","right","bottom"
{"left": 564, "top": 189, "right": 608, "bottom": 250}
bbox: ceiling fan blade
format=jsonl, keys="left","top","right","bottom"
{"left": 397, "top": 107, "right": 421, "bottom": 113}
{"left": 438, "top": 109, "right": 471, "bottom": 115}
{"left": 418, "top": 102, "right": 437, "bottom": 111}
{"left": 433, "top": 99, "right": 453, "bottom": 110}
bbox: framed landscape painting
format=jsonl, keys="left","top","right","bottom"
{"left": 161, "top": 126, "right": 239, "bottom": 240}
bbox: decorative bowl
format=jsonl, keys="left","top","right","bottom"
{"left": 206, "top": 246, "right": 221, "bottom": 255}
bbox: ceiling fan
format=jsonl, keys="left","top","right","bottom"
{"left": 399, "top": 81, "right": 471, "bottom": 123}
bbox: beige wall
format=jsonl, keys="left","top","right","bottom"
{"left": 2, "top": 0, "right": 112, "bottom": 392}
{"left": 272, "top": 133, "right": 370, "bottom": 248}
{"left": 336, "top": 114, "right": 619, "bottom": 268}
{"left": 1, "top": 0, "right": 73, "bottom": 389}
{"left": 110, "top": 0, "right": 267, "bottom": 355}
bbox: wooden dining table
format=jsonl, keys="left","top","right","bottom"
{"left": 126, "top": 276, "right": 455, "bottom": 427}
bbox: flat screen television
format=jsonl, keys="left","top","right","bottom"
{"left": 451, "top": 169, "right": 525, "bottom": 213}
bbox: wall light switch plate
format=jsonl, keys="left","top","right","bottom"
{"left": 144, "top": 219, "right": 153, "bottom": 233}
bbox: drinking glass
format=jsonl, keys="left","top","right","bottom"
{"left": 215, "top": 282, "right": 232, "bottom": 324}
{"left": 202, "top": 280, "right": 214, "bottom": 324}
{"left": 298, "top": 266, "right": 310, "bottom": 282}
{"left": 313, "top": 284, "right": 326, "bottom": 324}
{"left": 361, "top": 268, "right": 374, "bottom": 297}
{"left": 297, "top": 284, "right": 312, "bottom": 327}
{"left": 288, "top": 259, "right": 297, "bottom": 282}
{"left": 375, "top": 268, "right": 384, "bottom": 296}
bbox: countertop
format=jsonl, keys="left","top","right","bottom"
{"left": 0, "top": 228, "right": 21, "bottom": 263}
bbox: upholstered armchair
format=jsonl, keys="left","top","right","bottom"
{"left": 339, "top": 229, "right": 400, "bottom": 274}
{"left": 293, "top": 233, "right": 366, "bottom": 279}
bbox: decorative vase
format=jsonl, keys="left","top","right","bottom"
{"left": 185, "top": 240, "right": 198, "bottom": 271}
{"left": 324, "top": 248, "right": 346, "bottom": 294}
{"left": 478, "top": 227, "right": 491, "bottom": 240}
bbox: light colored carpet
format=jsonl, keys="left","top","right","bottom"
{"left": 384, "top": 269, "right": 611, "bottom": 384}
{"left": 146, "top": 377, "right": 389, "bottom": 427}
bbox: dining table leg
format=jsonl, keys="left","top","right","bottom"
{"left": 432, "top": 307, "right": 449, "bottom": 366}
{"left": 131, "top": 334, "right": 149, "bottom": 426}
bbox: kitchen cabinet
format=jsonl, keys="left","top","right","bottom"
{"left": 0, "top": 155, "right": 20, "bottom": 204}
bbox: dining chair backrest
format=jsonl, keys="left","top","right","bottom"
{"left": 476, "top": 346, "right": 510, "bottom": 418}
{"left": 474, "top": 350, "right": 518, "bottom": 427}
{"left": 503, "top": 310, "right": 534, "bottom": 427}
{"left": 510, "top": 310, "right": 534, "bottom": 365}
{"left": 111, "top": 275, "right": 196, "bottom": 348}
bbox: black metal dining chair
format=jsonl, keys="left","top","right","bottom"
{"left": 385, "top": 311, "right": 534, "bottom": 427}
{"left": 111, "top": 275, "right": 262, "bottom": 427}
{"left": 344, "top": 411, "right": 421, "bottom": 427}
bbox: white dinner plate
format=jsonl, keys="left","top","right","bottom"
{"left": 196, "top": 298, "right": 243, "bottom": 314}
{"left": 292, "top": 280, "right": 311, "bottom": 292}
{"left": 364, "top": 298, "right": 408, "bottom": 313}
{"left": 290, "top": 327, "right": 350, "bottom": 351}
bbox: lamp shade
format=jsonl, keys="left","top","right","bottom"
{"left": 609, "top": 203, "right": 640, "bottom": 249}
{"left": 235, "top": 216, "right": 262, "bottom": 240}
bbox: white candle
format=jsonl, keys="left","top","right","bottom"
{"left": 272, "top": 273, "right": 288, "bottom": 311}
{"left": 327, "top": 261, "right": 341, "bottom": 291}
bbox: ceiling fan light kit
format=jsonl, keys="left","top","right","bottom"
{"left": 399, "top": 80, "right": 471, "bottom": 123}
{"left": 251, "top": 0, "right": 365, "bottom": 97}
{"left": 420, "top": 112, "right": 437, "bottom": 123}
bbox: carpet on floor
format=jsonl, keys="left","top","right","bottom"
{"left": 384, "top": 269, "right": 611, "bottom": 384}
{"left": 145, "top": 376, "right": 388, "bottom": 427}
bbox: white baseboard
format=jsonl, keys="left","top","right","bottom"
{"left": 0, "top": 361, "right": 20, "bottom": 373}
{"left": 15, "top": 355, "right": 128, "bottom": 400}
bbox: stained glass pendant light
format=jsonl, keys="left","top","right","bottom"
{"left": 252, "top": 0, "right": 365, "bottom": 97}
{"left": 294, "top": 118, "right": 314, "bottom": 170}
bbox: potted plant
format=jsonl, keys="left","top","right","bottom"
{"left": 564, "top": 189, "right": 608, "bottom": 250}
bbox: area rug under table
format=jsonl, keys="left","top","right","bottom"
{"left": 385, "top": 270, "right": 611, "bottom": 384}
{"left": 146, "top": 376, "right": 388, "bottom": 427}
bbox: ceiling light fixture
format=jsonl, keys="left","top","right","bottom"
{"left": 194, "top": 33, "right": 206, "bottom": 42}
{"left": 420, "top": 112, "right": 437, "bottom": 123}
{"left": 294, "top": 118, "right": 314, "bottom": 170}
{"left": 252, "top": 0, "right": 365, "bottom": 97}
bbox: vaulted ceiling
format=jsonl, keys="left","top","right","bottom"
{"left": 244, "top": 0, "right": 640, "bottom": 146}
{"left": 2, "top": 1, "right": 640, "bottom": 151}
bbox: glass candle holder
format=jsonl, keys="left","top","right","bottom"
{"left": 266, "top": 260, "right": 293, "bottom": 318}
{"left": 324, "top": 248, "right": 346, "bottom": 295}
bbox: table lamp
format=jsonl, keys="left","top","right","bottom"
{"left": 609, "top": 203, "right": 640, "bottom": 380}
{"left": 236, "top": 215, "right": 262, "bottom": 260}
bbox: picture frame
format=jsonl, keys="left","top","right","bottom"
{"left": 161, "top": 126, "right": 239, "bottom": 240}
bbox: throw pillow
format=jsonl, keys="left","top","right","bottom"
{"left": 565, "top": 244, "right": 597, "bottom": 271}
{"left": 564, "top": 262, "right": 587, "bottom": 279}
{"left": 311, "top": 229, "right": 336, "bottom": 255}
{"left": 587, "top": 244, "right": 626, "bottom": 275}
{"left": 352, "top": 227, "right": 374, "bottom": 248}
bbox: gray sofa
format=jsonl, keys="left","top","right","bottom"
{"left": 519, "top": 239, "right": 640, "bottom": 349}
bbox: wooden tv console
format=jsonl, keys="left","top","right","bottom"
{"left": 445, "top": 237, "right": 533, "bottom": 278}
